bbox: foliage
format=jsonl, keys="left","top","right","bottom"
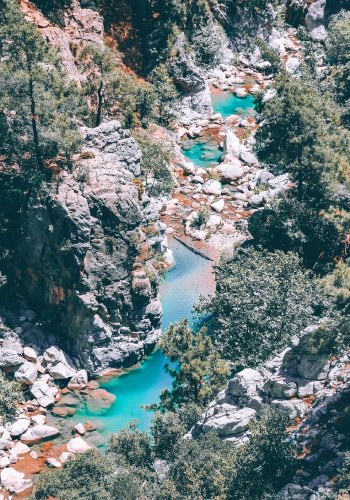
{"left": 228, "top": 410, "right": 298, "bottom": 499}
{"left": 108, "top": 421, "right": 154, "bottom": 470}
{"left": 137, "top": 136, "right": 174, "bottom": 199}
{"left": 33, "top": 450, "right": 142, "bottom": 500}
{"left": 151, "top": 64, "right": 178, "bottom": 126}
{"left": 248, "top": 195, "right": 350, "bottom": 270}
{"left": 338, "top": 452, "right": 350, "bottom": 494}
{"left": 325, "top": 12, "right": 350, "bottom": 125}
{"left": 0, "top": 371, "right": 22, "bottom": 424}
{"left": 190, "top": 205, "right": 209, "bottom": 229}
{"left": 255, "top": 74, "right": 349, "bottom": 203}
{"left": 0, "top": 0, "right": 82, "bottom": 170}
{"left": 320, "top": 260, "right": 350, "bottom": 312}
{"left": 198, "top": 246, "right": 329, "bottom": 369}
{"left": 158, "top": 320, "right": 230, "bottom": 411}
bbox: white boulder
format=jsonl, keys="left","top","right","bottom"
{"left": 23, "top": 347, "right": 38, "bottom": 362}
{"left": 68, "top": 369, "right": 88, "bottom": 390}
{"left": 0, "top": 349, "right": 24, "bottom": 368}
{"left": 74, "top": 423, "right": 85, "bottom": 436}
{"left": 21, "top": 424, "right": 59, "bottom": 443}
{"left": 31, "top": 378, "right": 58, "bottom": 407}
{"left": 1, "top": 467, "right": 32, "bottom": 493}
{"left": 211, "top": 199, "right": 225, "bottom": 213}
{"left": 220, "top": 161, "right": 244, "bottom": 182}
{"left": 67, "top": 437, "right": 91, "bottom": 454}
{"left": 223, "top": 130, "right": 240, "bottom": 158}
{"left": 47, "top": 457, "right": 62, "bottom": 468}
{"left": 203, "top": 180, "right": 221, "bottom": 196}
{"left": 8, "top": 417, "right": 30, "bottom": 437}
{"left": 14, "top": 362, "right": 38, "bottom": 385}
{"left": 11, "top": 442, "right": 30, "bottom": 455}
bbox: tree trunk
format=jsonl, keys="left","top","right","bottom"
{"left": 29, "top": 78, "right": 44, "bottom": 170}
{"left": 95, "top": 80, "right": 104, "bottom": 127}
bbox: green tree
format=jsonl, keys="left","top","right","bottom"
{"left": 137, "top": 136, "right": 174, "bottom": 198}
{"left": 326, "top": 12, "right": 350, "bottom": 124}
{"left": 255, "top": 74, "right": 342, "bottom": 202}
{"left": 0, "top": 372, "right": 22, "bottom": 424}
{"left": 248, "top": 195, "right": 350, "bottom": 270}
{"left": 159, "top": 320, "right": 230, "bottom": 411}
{"left": 198, "top": 247, "right": 329, "bottom": 369}
{"left": 108, "top": 421, "right": 154, "bottom": 470}
{"left": 79, "top": 44, "right": 117, "bottom": 127}
{"left": 228, "top": 410, "right": 298, "bottom": 500}
{"left": 33, "top": 450, "right": 141, "bottom": 500}
{"left": 151, "top": 64, "right": 178, "bottom": 126}
{"left": 0, "top": 0, "right": 81, "bottom": 170}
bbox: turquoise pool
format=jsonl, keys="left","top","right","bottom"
{"left": 53, "top": 238, "right": 215, "bottom": 442}
{"left": 211, "top": 91, "right": 256, "bottom": 118}
{"left": 181, "top": 136, "right": 222, "bottom": 168}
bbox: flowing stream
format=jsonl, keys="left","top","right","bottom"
{"left": 52, "top": 238, "right": 215, "bottom": 445}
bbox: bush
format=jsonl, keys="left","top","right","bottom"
{"left": 0, "top": 371, "right": 22, "bottom": 424}
{"left": 228, "top": 410, "right": 298, "bottom": 499}
{"left": 33, "top": 450, "right": 142, "bottom": 500}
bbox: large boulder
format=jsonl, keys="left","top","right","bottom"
{"left": 282, "top": 322, "right": 335, "bottom": 380}
{"left": 219, "top": 160, "right": 244, "bottom": 182}
{"left": 21, "top": 424, "right": 60, "bottom": 444}
{"left": 14, "top": 362, "right": 38, "bottom": 385}
{"left": 31, "top": 378, "right": 59, "bottom": 407}
{"left": 222, "top": 130, "right": 241, "bottom": 159}
{"left": 203, "top": 180, "right": 222, "bottom": 196}
{"left": 201, "top": 405, "right": 257, "bottom": 437}
{"left": 0, "top": 349, "right": 24, "bottom": 368}
{"left": 305, "top": 0, "right": 327, "bottom": 41}
{"left": 228, "top": 368, "right": 264, "bottom": 397}
{"left": 67, "top": 436, "right": 91, "bottom": 454}
{"left": 1, "top": 467, "right": 32, "bottom": 494}
{"left": 68, "top": 369, "right": 88, "bottom": 390}
{"left": 8, "top": 417, "right": 30, "bottom": 437}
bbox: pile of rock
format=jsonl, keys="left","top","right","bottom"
{"left": 190, "top": 320, "right": 350, "bottom": 445}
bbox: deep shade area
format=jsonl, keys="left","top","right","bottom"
{"left": 211, "top": 91, "right": 256, "bottom": 118}
{"left": 60, "top": 238, "right": 215, "bottom": 441}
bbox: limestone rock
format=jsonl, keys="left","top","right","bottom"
{"left": 68, "top": 369, "right": 88, "bottom": 390}
{"left": 67, "top": 436, "right": 91, "bottom": 454}
{"left": 21, "top": 425, "right": 60, "bottom": 444}
{"left": 228, "top": 369, "right": 264, "bottom": 397}
{"left": 223, "top": 130, "right": 240, "bottom": 158}
{"left": 11, "top": 442, "right": 30, "bottom": 455}
{"left": 8, "top": 417, "right": 30, "bottom": 437}
{"left": 74, "top": 423, "right": 85, "bottom": 436}
{"left": 219, "top": 161, "right": 244, "bottom": 182}
{"left": 47, "top": 457, "right": 62, "bottom": 468}
{"left": 23, "top": 347, "right": 37, "bottom": 362}
{"left": 14, "top": 362, "right": 38, "bottom": 385}
{"left": 31, "top": 379, "right": 58, "bottom": 407}
{"left": 0, "top": 349, "right": 24, "bottom": 368}
{"left": 305, "top": 0, "right": 327, "bottom": 41}
{"left": 202, "top": 406, "right": 256, "bottom": 437}
{"left": 203, "top": 180, "right": 222, "bottom": 196}
{"left": 211, "top": 199, "right": 225, "bottom": 213}
{"left": 1, "top": 467, "right": 32, "bottom": 493}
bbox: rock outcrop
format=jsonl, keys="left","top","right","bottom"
{"left": 1, "top": 121, "right": 162, "bottom": 373}
{"left": 21, "top": 0, "right": 104, "bottom": 82}
{"left": 190, "top": 321, "right": 348, "bottom": 442}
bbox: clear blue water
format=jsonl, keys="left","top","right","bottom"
{"left": 61, "top": 238, "right": 214, "bottom": 441}
{"left": 181, "top": 136, "right": 222, "bottom": 168}
{"left": 211, "top": 91, "right": 256, "bottom": 118}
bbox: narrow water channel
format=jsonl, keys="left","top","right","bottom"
{"left": 53, "top": 238, "right": 215, "bottom": 443}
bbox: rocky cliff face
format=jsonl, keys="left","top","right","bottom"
{"left": 190, "top": 320, "right": 350, "bottom": 497}
{"left": 2, "top": 121, "right": 162, "bottom": 374}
